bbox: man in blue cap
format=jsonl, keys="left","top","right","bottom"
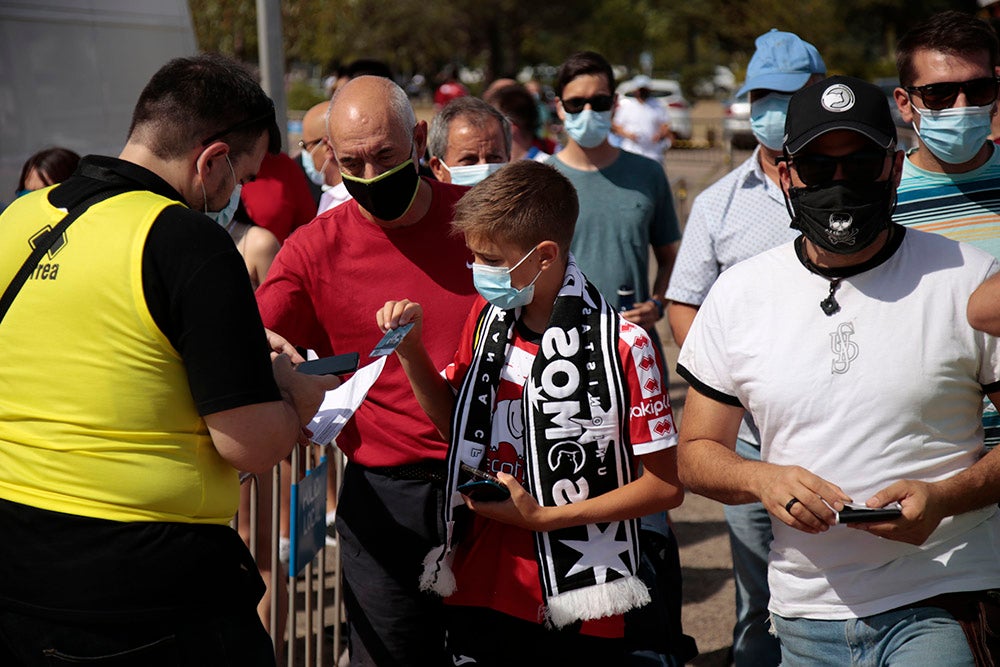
{"left": 666, "top": 28, "right": 825, "bottom": 666}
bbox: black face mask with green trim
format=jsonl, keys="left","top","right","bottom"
{"left": 340, "top": 158, "right": 420, "bottom": 222}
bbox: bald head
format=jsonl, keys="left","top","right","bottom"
{"left": 302, "top": 101, "right": 330, "bottom": 145}
{"left": 328, "top": 75, "right": 424, "bottom": 180}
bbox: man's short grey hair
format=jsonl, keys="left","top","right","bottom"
{"left": 428, "top": 97, "right": 513, "bottom": 159}
{"left": 329, "top": 75, "right": 416, "bottom": 141}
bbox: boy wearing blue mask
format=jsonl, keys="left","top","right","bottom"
{"left": 547, "top": 51, "right": 680, "bottom": 340}
{"left": 666, "top": 28, "right": 825, "bottom": 667}
{"left": 376, "top": 160, "right": 683, "bottom": 665}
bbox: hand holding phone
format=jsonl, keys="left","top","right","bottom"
{"left": 296, "top": 352, "right": 360, "bottom": 376}
{"left": 457, "top": 463, "right": 510, "bottom": 502}
{"left": 837, "top": 502, "right": 902, "bottom": 524}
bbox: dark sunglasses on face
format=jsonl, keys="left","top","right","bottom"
{"left": 784, "top": 148, "right": 890, "bottom": 186}
{"left": 561, "top": 94, "right": 614, "bottom": 114}
{"left": 904, "top": 76, "right": 1000, "bottom": 111}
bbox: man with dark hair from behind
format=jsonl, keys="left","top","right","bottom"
{"left": 0, "top": 53, "right": 336, "bottom": 665}
{"left": 484, "top": 83, "right": 551, "bottom": 162}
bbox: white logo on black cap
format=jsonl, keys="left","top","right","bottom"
{"left": 821, "top": 84, "right": 855, "bottom": 112}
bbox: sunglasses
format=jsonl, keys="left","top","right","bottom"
{"left": 561, "top": 94, "right": 614, "bottom": 114}
{"left": 904, "top": 76, "right": 1000, "bottom": 111}
{"left": 785, "top": 148, "right": 890, "bottom": 186}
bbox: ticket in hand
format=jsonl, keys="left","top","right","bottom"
{"left": 369, "top": 322, "right": 415, "bottom": 358}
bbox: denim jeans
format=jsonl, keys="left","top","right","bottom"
{"left": 724, "top": 437, "right": 780, "bottom": 666}
{"left": 771, "top": 606, "right": 974, "bottom": 667}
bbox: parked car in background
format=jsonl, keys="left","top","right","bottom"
{"left": 617, "top": 78, "right": 693, "bottom": 140}
{"left": 722, "top": 90, "right": 755, "bottom": 150}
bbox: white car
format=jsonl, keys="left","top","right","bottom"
{"left": 722, "top": 91, "right": 754, "bottom": 150}
{"left": 616, "top": 78, "right": 692, "bottom": 140}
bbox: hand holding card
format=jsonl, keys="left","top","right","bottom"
{"left": 373, "top": 299, "right": 424, "bottom": 358}
{"left": 370, "top": 322, "right": 415, "bottom": 358}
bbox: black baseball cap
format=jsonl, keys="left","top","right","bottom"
{"left": 783, "top": 75, "right": 896, "bottom": 155}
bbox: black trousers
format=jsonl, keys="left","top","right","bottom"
{"left": 336, "top": 462, "right": 447, "bottom": 666}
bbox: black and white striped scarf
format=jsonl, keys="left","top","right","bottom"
{"left": 420, "top": 257, "right": 650, "bottom": 627}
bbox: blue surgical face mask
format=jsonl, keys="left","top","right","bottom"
{"left": 301, "top": 146, "right": 329, "bottom": 186}
{"left": 564, "top": 109, "right": 612, "bottom": 148}
{"left": 443, "top": 161, "right": 506, "bottom": 186}
{"left": 472, "top": 246, "right": 542, "bottom": 309}
{"left": 750, "top": 93, "right": 793, "bottom": 150}
{"left": 203, "top": 155, "right": 241, "bottom": 229}
{"left": 913, "top": 103, "right": 993, "bottom": 164}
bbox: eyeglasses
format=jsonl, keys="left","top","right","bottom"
{"left": 784, "top": 148, "right": 890, "bottom": 186}
{"left": 904, "top": 76, "right": 1000, "bottom": 110}
{"left": 561, "top": 94, "right": 614, "bottom": 114}
{"left": 297, "top": 138, "right": 324, "bottom": 152}
{"left": 201, "top": 104, "right": 277, "bottom": 147}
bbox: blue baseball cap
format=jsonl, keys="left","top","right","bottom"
{"left": 736, "top": 29, "right": 826, "bottom": 97}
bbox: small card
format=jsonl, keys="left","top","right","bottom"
{"left": 369, "top": 322, "right": 414, "bottom": 358}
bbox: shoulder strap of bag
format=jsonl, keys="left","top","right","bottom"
{"left": 0, "top": 187, "right": 129, "bottom": 325}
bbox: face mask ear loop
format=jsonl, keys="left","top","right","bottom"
{"left": 779, "top": 152, "right": 800, "bottom": 230}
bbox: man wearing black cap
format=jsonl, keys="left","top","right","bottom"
{"left": 675, "top": 76, "right": 1000, "bottom": 665}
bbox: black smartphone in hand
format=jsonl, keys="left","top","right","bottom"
{"left": 457, "top": 463, "right": 510, "bottom": 502}
{"left": 837, "top": 503, "right": 903, "bottom": 524}
{"left": 296, "top": 352, "right": 360, "bottom": 376}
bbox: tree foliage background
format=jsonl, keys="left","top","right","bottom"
{"left": 188, "top": 0, "right": 983, "bottom": 94}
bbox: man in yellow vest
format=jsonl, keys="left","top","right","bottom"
{"left": 0, "top": 54, "right": 336, "bottom": 665}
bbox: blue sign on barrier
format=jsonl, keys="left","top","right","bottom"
{"left": 289, "top": 456, "right": 328, "bottom": 576}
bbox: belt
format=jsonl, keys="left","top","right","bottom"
{"left": 366, "top": 460, "right": 447, "bottom": 482}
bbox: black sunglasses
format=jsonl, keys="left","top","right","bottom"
{"left": 561, "top": 95, "right": 614, "bottom": 114}
{"left": 784, "top": 148, "right": 891, "bottom": 186}
{"left": 904, "top": 76, "right": 1000, "bottom": 111}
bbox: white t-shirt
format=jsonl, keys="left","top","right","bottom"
{"left": 614, "top": 97, "right": 672, "bottom": 162}
{"left": 678, "top": 228, "right": 1000, "bottom": 619}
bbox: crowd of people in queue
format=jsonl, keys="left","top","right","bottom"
{"left": 5, "top": 8, "right": 1000, "bottom": 667}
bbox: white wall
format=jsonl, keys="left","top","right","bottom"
{"left": 0, "top": 0, "right": 197, "bottom": 200}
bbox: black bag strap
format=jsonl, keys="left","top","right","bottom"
{"left": 0, "top": 187, "right": 128, "bottom": 325}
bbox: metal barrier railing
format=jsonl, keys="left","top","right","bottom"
{"left": 236, "top": 443, "right": 346, "bottom": 667}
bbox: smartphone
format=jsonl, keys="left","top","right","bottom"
{"left": 837, "top": 503, "right": 902, "bottom": 524}
{"left": 296, "top": 352, "right": 360, "bottom": 376}
{"left": 457, "top": 463, "right": 510, "bottom": 502}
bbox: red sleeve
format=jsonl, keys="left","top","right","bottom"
{"left": 241, "top": 153, "right": 317, "bottom": 242}
{"left": 255, "top": 231, "right": 332, "bottom": 356}
{"left": 617, "top": 320, "right": 677, "bottom": 454}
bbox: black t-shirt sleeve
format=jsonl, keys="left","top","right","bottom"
{"left": 142, "top": 206, "right": 281, "bottom": 415}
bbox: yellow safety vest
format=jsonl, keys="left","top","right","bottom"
{"left": 0, "top": 187, "right": 238, "bottom": 524}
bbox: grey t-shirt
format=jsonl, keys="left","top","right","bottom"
{"left": 548, "top": 150, "right": 680, "bottom": 305}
